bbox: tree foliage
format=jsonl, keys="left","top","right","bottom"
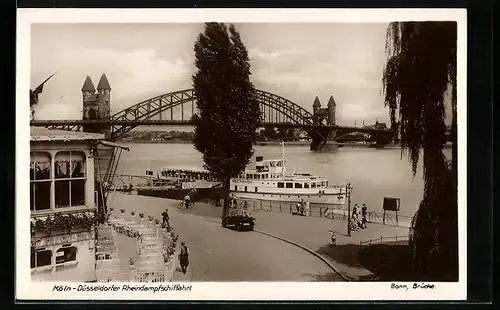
{"left": 192, "top": 23, "right": 261, "bottom": 218}
{"left": 382, "top": 22, "right": 458, "bottom": 280}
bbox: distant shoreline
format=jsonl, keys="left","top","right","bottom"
{"left": 118, "top": 140, "right": 452, "bottom": 149}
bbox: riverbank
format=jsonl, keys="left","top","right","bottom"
{"left": 119, "top": 140, "right": 452, "bottom": 149}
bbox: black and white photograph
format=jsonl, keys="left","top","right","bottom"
{"left": 17, "top": 9, "right": 467, "bottom": 300}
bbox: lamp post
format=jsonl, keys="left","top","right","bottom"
{"left": 346, "top": 182, "right": 353, "bottom": 237}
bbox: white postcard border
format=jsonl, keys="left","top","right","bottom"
{"left": 16, "top": 8, "right": 467, "bottom": 301}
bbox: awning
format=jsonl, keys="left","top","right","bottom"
{"left": 99, "top": 140, "right": 130, "bottom": 151}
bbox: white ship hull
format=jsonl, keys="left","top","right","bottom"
{"left": 230, "top": 179, "right": 348, "bottom": 206}
{"left": 230, "top": 191, "right": 346, "bottom": 205}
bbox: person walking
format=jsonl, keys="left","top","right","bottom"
{"left": 305, "top": 200, "right": 310, "bottom": 216}
{"left": 230, "top": 195, "right": 237, "bottom": 209}
{"left": 179, "top": 242, "right": 190, "bottom": 274}
{"left": 361, "top": 204, "right": 368, "bottom": 228}
{"left": 161, "top": 209, "right": 170, "bottom": 228}
{"left": 299, "top": 199, "right": 306, "bottom": 215}
{"left": 329, "top": 230, "right": 336, "bottom": 245}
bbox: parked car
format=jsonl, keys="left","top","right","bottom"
{"left": 222, "top": 209, "right": 255, "bottom": 231}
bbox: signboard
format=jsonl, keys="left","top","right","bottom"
{"left": 383, "top": 197, "right": 400, "bottom": 211}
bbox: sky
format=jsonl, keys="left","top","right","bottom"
{"left": 31, "top": 23, "right": 392, "bottom": 126}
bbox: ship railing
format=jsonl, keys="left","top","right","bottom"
{"left": 232, "top": 197, "right": 412, "bottom": 228}
{"left": 106, "top": 174, "right": 176, "bottom": 191}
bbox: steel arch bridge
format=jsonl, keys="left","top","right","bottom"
{"left": 41, "top": 89, "right": 329, "bottom": 140}
{"left": 32, "top": 88, "right": 394, "bottom": 149}
{"left": 109, "top": 88, "right": 322, "bottom": 139}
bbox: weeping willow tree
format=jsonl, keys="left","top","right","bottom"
{"left": 382, "top": 22, "right": 457, "bottom": 280}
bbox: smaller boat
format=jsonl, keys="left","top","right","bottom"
{"left": 146, "top": 166, "right": 221, "bottom": 189}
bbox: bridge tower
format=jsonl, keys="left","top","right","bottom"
{"left": 96, "top": 73, "right": 111, "bottom": 120}
{"left": 81, "top": 74, "right": 111, "bottom": 139}
{"left": 312, "top": 96, "right": 321, "bottom": 125}
{"left": 327, "top": 95, "right": 336, "bottom": 126}
{"left": 82, "top": 76, "right": 97, "bottom": 120}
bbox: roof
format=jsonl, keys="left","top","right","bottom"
{"left": 30, "top": 127, "right": 104, "bottom": 142}
{"left": 313, "top": 96, "right": 321, "bottom": 107}
{"left": 327, "top": 95, "right": 336, "bottom": 106}
{"left": 81, "top": 76, "right": 96, "bottom": 92}
{"left": 97, "top": 73, "right": 111, "bottom": 90}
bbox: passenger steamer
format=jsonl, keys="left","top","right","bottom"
{"left": 148, "top": 144, "right": 349, "bottom": 206}
{"left": 229, "top": 144, "right": 348, "bottom": 206}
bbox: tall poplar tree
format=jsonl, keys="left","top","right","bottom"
{"left": 382, "top": 22, "right": 457, "bottom": 280}
{"left": 192, "top": 23, "right": 261, "bottom": 218}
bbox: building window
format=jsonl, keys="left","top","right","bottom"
{"left": 277, "top": 182, "right": 284, "bottom": 188}
{"left": 255, "top": 187, "right": 258, "bottom": 192}
{"left": 311, "top": 182, "right": 316, "bottom": 188}
{"left": 55, "top": 151, "right": 86, "bottom": 208}
{"left": 56, "top": 245, "right": 77, "bottom": 264}
{"left": 244, "top": 186, "right": 247, "bottom": 192}
{"left": 295, "top": 183, "right": 303, "bottom": 189}
{"left": 30, "top": 152, "right": 52, "bottom": 211}
{"left": 31, "top": 248, "right": 52, "bottom": 269}
{"left": 304, "top": 182, "right": 310, "bottom": 188}
{"left": 321, "top": 181, "right": 326, "bottom": 187}
{"left": 234, "top": 186, "right": 238, "bottom": 191}
{"left": 286, "top": 183, "right": 293, "bottom": 188}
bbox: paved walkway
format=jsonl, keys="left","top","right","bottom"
{"left": 250, "top": 211, "right": 408, "bottom": 280}
{"left": 108, "top": 193, "right": 340, "bottom": 282}
{"left": 157, "top": 197, "right": 410, "bottom": 280}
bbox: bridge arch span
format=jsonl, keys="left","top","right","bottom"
{"left": 109, "top": 88, "right": 319, "bottom": 140}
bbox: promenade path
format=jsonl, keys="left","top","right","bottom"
{"left": 197, "top": 202, "right": 409, "bottom": 281}
{"left": 108, "top": 193, "right": 340, "bottom": 282}
{"left": 249, "top": 211, "right": 409, "bottom": 281}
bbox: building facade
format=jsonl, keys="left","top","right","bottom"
{"left": 30, "top": 127, "right": 104, "bottom": 282}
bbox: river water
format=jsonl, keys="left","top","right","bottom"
{"left": 116, "top": 142, "right": 451, "bottom": 218}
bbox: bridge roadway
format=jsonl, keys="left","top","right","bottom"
{"left": 108, "top": 192, "right": 342, "bottom": 282}
{"left": 30, "top": 119, "right": 391, "bottom": 133}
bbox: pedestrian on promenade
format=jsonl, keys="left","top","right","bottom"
{"left": 361, "top": 204, "right": 368, "bottom": 228}
{"left": 305, "top": 200, "right": 310, "bottom": 216}
{"left": 329, "top": 230, "right": 336, "bottom": 245}
{"left": 179, "top": 242, "right": 190, "bottom": 274}
{"left": 162, "top": 209, "right": 170, "bottom": 228}
{"left": 352, "top": 204, "right": 358, "bottom": 218}
{"left": 293, "top": 200, "right": 301, "bottom": 215}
